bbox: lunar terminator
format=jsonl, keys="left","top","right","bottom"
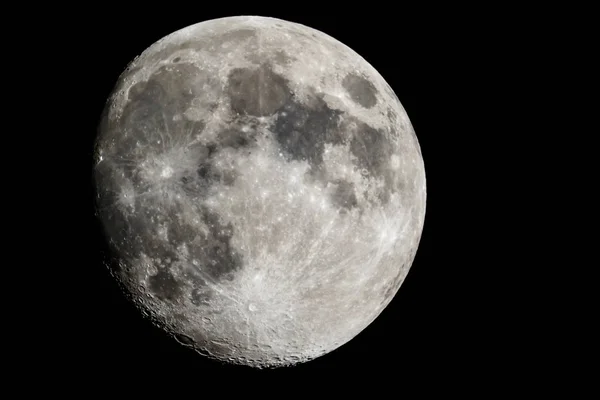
{"left": 94, "top": 16, "right": 426, "bottom": 368}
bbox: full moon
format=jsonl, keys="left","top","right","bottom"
{"left": 94, "top": 16, "right": 426, "bottom": 368}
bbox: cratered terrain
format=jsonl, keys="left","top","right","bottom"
{"left": 94, "top": 15, "right": 426, "bottom": 368}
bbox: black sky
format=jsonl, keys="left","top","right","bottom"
{"left": 51, "top": 8, "right": 509, "bottom": 387}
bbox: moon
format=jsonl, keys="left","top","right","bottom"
{"left": 94, "top": 16, "right": 426, "bottom": 368}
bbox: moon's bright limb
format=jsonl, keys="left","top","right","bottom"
{"left": 94, "top": 16, "right": 426, "bottom": 368}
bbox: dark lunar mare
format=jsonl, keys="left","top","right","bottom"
{"left": 226, "top": 64, "right": 291, "bottom": 117}
{"left": 268, "top": 86, "right": 396, "bottom": 207}
{"left": 97, "top": 45, "right": 400, "bottom": 309}
{"left": 93, "top": 22, "right": 424, "bottom": 367}
{"left": 95, "top": 61, "right": 253, "bottom": 309}
{"left": 222, "top": 60, "right": 397, "bottom": 209}
{"left": 272, "top": 95, "right": 345, "bottom": 168}
{"left": 95, "top": 183, "right": 245, "bottom": 304}
{"left": 330, "top": 179, "right": 359, "bottom": 211}
{"left": 96, "top": 54, "right": 399, "bottom": 310}
{"left": 342, "top": 72, "right": 378, "bottom": 109}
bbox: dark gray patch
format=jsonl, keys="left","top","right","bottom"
{"left": 217, "top": 128, "right": 253, "bottom": 149}
{"left": 386, "top": 108, "right": 402, "bottom": 140}
{"left": 193, "top": 160, "right": 237, "bottom": 189}
{"left": 344, "top": 118, "right": 397, "bottom": 204}
{"left": 185, "top": 207, "right": 244, "bottom": 282}
{"left": 347, "top": 119, "right": 391, "bottom": 178}
{"left": 273, "top": 95, "right": 344, "bottom": 169}
{"left": 377, "top": 174, "right": 395, "bottom": 204}
{"left": 227, "top": 64, "right": 291, "bottom": 116}
{"left": 330, "top": 180, "right": 358, "bottom": 211}
{"left": 100, "top": 201, "right": 172, "bottom": 268}
{"left": 220, "top": 170, "right": 237, "bottom": 186}
{"left": 128, "top": 63, "right": 205, "bottom": 114}
{"left": 152, "top": 63, "right": 218, "bottom": 113}
{"left": 196, "top": 162, "right": 220, "bottom": 182}
{"left": 103, "top": 199, "right": 243, "bottom": 300}
{"left": 124, "top": 207, "right": 181, "bottom": 264}
{"left": 148, "top": 268, "right": 182, "bottom": 302}
{"left": 190, "top": 288, "right": 212, "bottom": 306}
{"left": 121, "top": 81, "right": 168, "bottom": 144}
{"left": 172, "top": 57, "right": 181, "bottom": 63}
{"left": 271, "top": 50, "right": 294, "bottom": 65}
{"left": 172, "top": 313, "right": 188, "bottom": 324}
{"left": 342, "top": 73, "right": 378, "bottom": 108}
{"left": 96, "top": 59, "right": 248, "bottom": 304}
{"left": 114, "top": 64, "right": 212, "bottom": 179}
{"left": 96, "top": 194, "right": 180, "bottom": 266}
{"left": 206, "top": 143, "right": 217, "bottom": 156}
{"left": 163, "top": 215, "right": 196, "bottom": 246}
{"left": 171, "top": 173, "right": 200, "bottom": 197}
{"left": 221, "top": 272, "right": 236, "bottom": 282}
{"left": 186, "top": 137, "right": 243, "bottom": 189}
{"left": 95, "top": 202, "right": 140, "bottom": 261}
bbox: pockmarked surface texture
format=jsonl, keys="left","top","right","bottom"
{"left": 94, "top": 16, "right": 426, "bottom": 368}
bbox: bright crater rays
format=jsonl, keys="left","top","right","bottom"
{"left": 94, "top": 15, "right": 426, "bottom": 368}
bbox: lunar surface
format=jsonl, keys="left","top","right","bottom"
{"left": 94, "top": 16, "right": 426, "bottom": 368}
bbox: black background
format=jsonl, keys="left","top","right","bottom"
{"left": 51, "top": 8, "right": 513, "bottom": 387}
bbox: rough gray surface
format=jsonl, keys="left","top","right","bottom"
{"left": 94, "top": 16, "right": 426, "bottom": 368}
